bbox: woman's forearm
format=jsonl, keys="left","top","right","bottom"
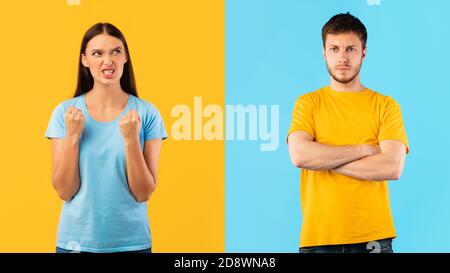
{"left": 52, "top": 137, "right": 81, "bottom": 201}
{"left": 125, "top": 140, "right": 156, "bottom": 202}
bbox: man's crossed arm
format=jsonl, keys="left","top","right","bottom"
{"left": 287, "top": 131, "right": 407, "bottom": 181}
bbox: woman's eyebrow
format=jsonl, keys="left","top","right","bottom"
{"left": 108, "top": 46, "right": 123, "bottom": 52}
{"left": 90, "top": 47, "right": 123, "bottom": 52}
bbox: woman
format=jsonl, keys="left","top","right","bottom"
{"left": 45, "top": 23, "right": 167, "bottom": 253}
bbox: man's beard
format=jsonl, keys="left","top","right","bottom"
{"left": 326, "top": 61, "right": 362, "bottom": 84}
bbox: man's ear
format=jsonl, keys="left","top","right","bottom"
{"left": 81, "top": 54, "right": 89, "bottom": 67}
{"left": 362, "top": 47, "right": 367, "bottom": 60}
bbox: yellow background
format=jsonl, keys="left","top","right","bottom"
{"left": 0, "top": 0, "right": 224, "bottom": 252}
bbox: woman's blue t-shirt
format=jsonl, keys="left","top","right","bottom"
{"left": 45, "top": 93, "right": 167, "bottom": 253}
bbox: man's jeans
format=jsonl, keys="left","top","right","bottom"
{"left": 299, "top": 238, "right": 393, "bottom": 253}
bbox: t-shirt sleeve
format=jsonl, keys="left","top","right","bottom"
{"left": 45, "top": 104, "right": 66, "bottom": 139}
{"left": 378, "top": 97, "right": 409, "bottom": 153}
{"left": 144, "top": 105, "right": 168, "bottom": 141}
{"left": 287, "top": 94, "right": 316, "bottom": 140}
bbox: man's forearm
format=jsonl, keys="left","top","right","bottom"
{"left": 302, "top": 142, "right": 374, "bottom": 170}
{"left": 291, "top": 141, "right": 376, "bottom": 170}
{"left": 288, "top": 131, "right": 381, "bottom": 171}
{"left": 333, "top": 152, "right": 404, "bottom": 181}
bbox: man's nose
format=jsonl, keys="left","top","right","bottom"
{"left": 338, "top": 53, "right": 348, "bottom": 64}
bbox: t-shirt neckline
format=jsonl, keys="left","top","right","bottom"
{"left": 324, "top": 85, "right": 370, "bottom": 98}
{"left": 81, "top": 93, "right": 131, "bottom": 125}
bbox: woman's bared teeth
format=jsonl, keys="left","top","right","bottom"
{"left": 102, "top": 69, "right": 115, "bottom": 75}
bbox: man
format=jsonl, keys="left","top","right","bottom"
{"left": 287, "top": 12, "right": 409, "bottom": 253}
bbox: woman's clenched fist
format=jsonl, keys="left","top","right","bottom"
{"left": 119, "top": 110, "right": 141, "bottom": 144}
{"left": 65, "top": 106, "right": 85, "bottom": 138}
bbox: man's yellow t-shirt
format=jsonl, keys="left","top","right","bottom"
{"left": 288, "top": 86, "right": 409, "bottom": 248}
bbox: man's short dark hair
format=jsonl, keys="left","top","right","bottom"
{"left": 322, "top": 12, "right": 367, "bottom": 49}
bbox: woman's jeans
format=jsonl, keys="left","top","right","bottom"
{"left": 56, "top": 247, "right": 152, "bottom": 253}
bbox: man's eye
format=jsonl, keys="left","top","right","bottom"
{"left": 347, "top": 48, "right": 355, "bottom": 52}
{"left": 92, "top": 52, "right": 101, "bottom": 56}
{"left": 331, "top": 48, "right": 338, "bottom": 52}
{"left": 112, "top": 50, "right": 121, "bottom": 55}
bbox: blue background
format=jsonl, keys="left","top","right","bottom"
{"left": 226, "top": 0, "right": 450, "bottom": 252}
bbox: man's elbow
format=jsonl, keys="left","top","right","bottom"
{"left": 290, "top": 155, "right": 306, "bottom": 169}
{"left": 290, "top": 155, "right": 323, "bottom": 170}
{"left": 390, "top": 169, "right": 402, "bottom": 180}
{"left": 289, "top": 142, "right": 311, "bottom": 169}
{"left": 388, "top": 163, "right": 404, "bottom": 181}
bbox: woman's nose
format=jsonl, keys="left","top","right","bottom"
{"left": 103, "top": 53, "right": 114, "bottom": 65}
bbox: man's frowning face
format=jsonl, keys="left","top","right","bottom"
{"left": 323, "top": 32, "right": 366, "bottom": 84}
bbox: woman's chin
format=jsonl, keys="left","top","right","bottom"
{"left": 96, "top": 77, "right": 120, "bottom": 86}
